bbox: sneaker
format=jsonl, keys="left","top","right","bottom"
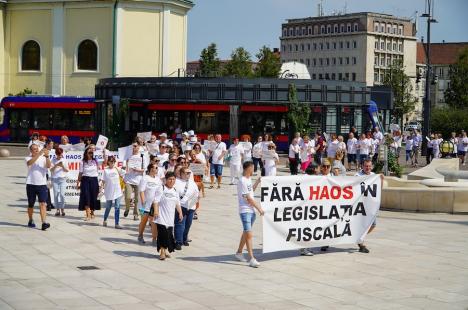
{"left": 321, "top": 246, "right": 329, "bottom": 252}
{"left": 124, "top": 210, "right": 129, "bottom": 217}
{"left": 234, "top": 253, "right": 247, "bottom": 262}
{"left": 358, "top": 244, "right": 370, "bottom": 253}
{"left": 46, "top": 206, "right": 52, "bottom": 211}
{"left": 300, "top": 248, "right": 314, "bottom": 256}
{"left": 41, "top": 223, "right": 50, "bottom": 231}
{"left": 138, "top": 235, "right": 145, "bottom": 244}
{"left": 183, "top": 241, "right": 190, "bottom": 246}
{"left": 27, "top": 220, "right": 36, "bottom": 228}
{"left": 115, "top": 224, "right": 122, "bottom": 229}
{"left": 175, "top": 244, "right": 182, "bottom": 251}
{"left": 193, "top": 213, "right": 198, "bottom": 220}
{"left": 103, "top": 221, "right": 107, "bottom": 227}
{"left": 249, "top": 258, "right": 260, "bottom": 268}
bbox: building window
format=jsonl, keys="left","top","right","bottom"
{"left": 354, "top": 23, "right": 358, "bottom": 32}
{"left": 380, "top": 57, "right": 385, "bottom": 66}
{"left": 325, "top": 73, "right": 330, "bottom": 80}
{"left": 398, "top": 26, "right": 403, "bottom": 35}
{"left": 381, "top": 41, "right": 385, "bottom": 50}
{"left": 353, "top": 41, "right": 357, "bottom": 48}
{"left": 339, "top": 57, "right": 343, "bottom": 65}
{"left": 352, "top": 73, "right": 356, "bottom": 81}
{"left": 374, "top": 56, "right": 378, "bottom": 65}
{"left": 374, "top": 72, "right": 379, "bottom": 81}
{"left": 313, "top": 43, "right": 317, "bottom": 50}
{"left": 332, "top": 58, "right": 336, "bottom": 65}
{"left": 321, "top": 25, "right": 325, "bottom": 34}
{"left": 346, "top": 41, "right": 350, "bottom": 49}
{"left": 302, "top": 27, "right": 306, "bottom": 35}
{"left": 393, "top": 43, "right": 397, "bottom": 51}
{"left": 283, "top": 29, "right": 287, "bottom": 37}
{"left": 393, "top": 26, "right": 397, "bottom": 34}
{"left": 334, "top": 25, "right": 338, "bottom": 33}
{"left": 387, "top": 25, "right": 391, "bottom": 33}
{"left": 295, "top": 44, "right": 299, "bottom": 51}
{"left": 320, "top": 43, "right": 323, "bottom": 50}
{"left": 306, "top": 59, "right": 310, "bottom": 66}
{"left": 319, "top": 73, "right": 323, "bottom": 79}
{"left": 333, "top": 42, "right": 337, "bottom": 49}
{"left": 326, "top": 58, "right": 330, "bottom": 66}
{"left": 375, "top": 41, "right": 379, "bottom": 49}
{"left": 281, "top": 45, "right": 285, "bottom": 52}
{"left": 346, "top": 57, "right": 350, "bottom": 65}
{"left": 345, "top": 73, "right": 349, "bottom": 80}
{"left": 387, "top": 57, "right": 391, "bottom": 66}
{"left": 326, "top": 42, "right": 330, "bottom": 49}
{"left": 289, "top": 45, "right": 292, "bottom": 52}
{"left": 319, "top": 58, "right": 323, "bottom": 66}
{"left": 347, "top": 24, "right": 351, "bottom": 32}
{"left": 374, "top": 23, "right": 379, "bottom": 32}
{"left": 21, "top": 40, "right": 41, "bottom": 71}
{"left": 307, "top": 43, "right": 311, "bottom": 50}
{"left": 296, "top": 28, "right": 300, "bottom": 35}
{"left": 352, "top": 57, "right": 357, "bottom": 65}
{"left": 300, "top": 59, "right": 304, "bottom": 63}
{"left": 340, "top": 24, "right": 345, "bottom": 32}
{"left": 312, "top": 73, "right": 316, "bottom": 79}
{"left": 77, "top": 39, "right": 98, "bottom": 71}
{"left": 327, "top": 25, "right": 331, "bottom": 33}
{"left": 399, "top": 44, "right": 403, "bottom": 52}
{"left": 308, "top": 26, "right": 312, "bottom": 35}
{"left": 340, "top": 41, "right": 343, "bottom": 49}
{"left": 331, "top": 73, "right": 336, "bottom": 80}
{"left": 339, "top": 73, "right": 343, "bottom": 80}
{"left": 301, "top": 44, "right": 305, "bottom": 51}
{"left": 381, "top": 25, "right": 384, "bottom": 32}
{"left": 439, "top": 67, "right": 444, "bottom": 78}
{"left": 313, "top": 58, "right": 317, "bottom": 66}
{"left": 387, "top": 42, "right": 391, "bottom": 50}
{"left": 289, "top": 29, "right": 293, "bottom": 36}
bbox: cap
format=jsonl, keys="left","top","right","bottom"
{"left": 160, "top": 143, "right": 167, "bottom": 147}
{"left": 159, "top": 133, "right": 168, "bottom": 138}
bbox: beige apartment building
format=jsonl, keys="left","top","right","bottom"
{"left": 0, "top": 0, "right": 193, "bottom": 97}
{"left": 280, "top": 12, "right": 417, "bottom": 106}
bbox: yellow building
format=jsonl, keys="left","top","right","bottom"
{"left": 0, "top": 0, "right": 193, "bottom": 97}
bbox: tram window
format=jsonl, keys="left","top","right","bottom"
{"left": 32, "top": 110, "right": 51, "bottom": 129}
{"left": 0, "top": 107, "right": 4, "bottom": 126}
{"left": 9, "top": 110, "right": 30, "bottom": 129}
{"left": 340, "top": 107, "right": 352, "bottom": 134}
{"left": 325, "top": 107, "right": 337, "bottom": 134}
{"left": 354, "top": 108, "right": 363, "bottom": 134}
{"left": 310, "top": 107, "right": 322, "bottom": 133}
{"left": 53, "top": 110, "right": 71, "bottom": 130}
{"left": 72, "top": 110, "right": 94, "bottom": 130}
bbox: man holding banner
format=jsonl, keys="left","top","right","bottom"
{"left": 235, "top": 161, "right": 264, "bottom": 268}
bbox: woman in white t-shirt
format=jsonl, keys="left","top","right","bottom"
{"left": 153, "top": 171, "right": 183, "bottom": 260}
{"left": 264, "top": 143, "right": 279, "bottom": 176}
{"left": 300, "top": 135, "right": 315, "bottom": 172}
{"left": 228, "top": 138, "right": 244, "bottom": 185}
{"left": 137, "top": 163, "right": 162, "bottom": 245}
{"left": 327, "top": 134, "right": 340, "bottom": 161}
{"left": 288, "top": 138, "right": 301, "bottom": 175}
{"left": 77, "top": 145, "right": 100, "bottom": 221}
{"left": 357, "top": 134, "right": 371, "bottom": 169}
{"left": 51, "top": 147, "right": 69, "bottom": 217}
{"left": 101, "top": 156, "right": 124, "bottom": 228}
{"left": 241, "top": 135, "right": 253, "bottom": 162}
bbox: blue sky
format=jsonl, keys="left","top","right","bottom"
{"left": 187, "top": 0, "right": 468, "bottom": 61}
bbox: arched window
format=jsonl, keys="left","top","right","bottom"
{"left": 77, "top": 40, "right": 98, "bottom": 71}
{"left": 21, "top": 40, "right": 40, "bottom": 71}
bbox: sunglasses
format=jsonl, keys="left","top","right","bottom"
{"left": 322, "top": 165, "right": 331, "bottom": 168}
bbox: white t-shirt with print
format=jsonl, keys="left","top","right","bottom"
{"left": 347, "top": 138, "right": 358, "bottom": 154}
{"left": 237, "top": 176, "right": 254, "bottom": 214}
{"left": 174, "top": 178, "right": 199, "bottom": 210}
{"left": 125, "top": 154, "right": 144, "bottom": 185}
{"left": 80, "top": 160, "right": 99, "bottom": 177}
{"left": 242, "top": 142, "right": 253, "bottom": 159}
{"left": 211, "top": 142, "right": 227, "bottom": 165}
{"left": 25, "top": 156, "right": 48, "bottom": 185}
{"left": 138, "top": 174, "right": 162, "bottom": 212}
{"left": 458, "top": 137, "right": 468, "bottom": 152}
{"left": 229, "top": 144, "right": 244, "bottom": 165}
{"left": 252, "top": 142, "right": 263, "bottom": 158}
{"left": 153, "top": 186, "right": 180, "bottom": 227}
{"left": 300, "top": 140, "right": 315, "bottom": 161}
{"left": 51, "top": 158, "right": 68, "bottom": 179}
{"left": 102, "top": 167, "right": 123, "bottom": 201}
{"left": 358, "top": 139, "right": 371, "bottom": 155}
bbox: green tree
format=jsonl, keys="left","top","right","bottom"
{"left": 199, "top": 43, "right": 221, "bottom": 77}
{"left": 255, "top": 46, "right": 281, "bottom": 78}
{"left": 431, "top": 107, "right": 468, "bottom": 138}
{"left": 8, "top": 88, "right": 37, "bottom": 96}
{"left": 223, "top": 47, "right": 253, "bottom": 78}
{"left": 445, "top": 48, "right": 468, "bottom": 108}
{"left": 383, "top": 61, "right": 417, "bottom": 121}
{"left": 287, "top": 84, "right": 310, "bottom": 139}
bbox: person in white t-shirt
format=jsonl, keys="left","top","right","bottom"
{"left": 252, "top": 136, "right": 264, "bottom": 175}
{"left": 327, "top": 134, "right": 339, "bottom": 161}
{"left": 173, "top": 167, "right": 200, "bottom": 249}
{"left": 264, "top": 143, "right": 279, "bottom": 176}
{"left": 235, "top": 161, "right": 264, "bottom": 268}
{"left": 228, "top": 138, "right": 244, "bottom": 185}
{"left": 450, "top": 132, "right": 458, "bottom": 158}
{"left": 209, "top": 134, "right": 227, "bottom": 189}
{"left": 137, "top": 163, "right": 162, "bottom": 245}
{"left": 77, "top": 145, "right": 100, "bottom": 221}
{"left": 357, "top": 133, "right": 371, "bottom": 169}
{"left": 124, "top": 143, "right": 145, "bottom": 220}
{"left": 288, "top": 138, "right": 301, "bottom": 175}
{"left": 241, "top": 135, "right": 253, "bottom": 163}
{"left": 147, "top": 135, "right": 160, "bottom": 156}
{"left": 346, "top": 132, "right": 358, "bottom": 171}
{"left": 153, "top": 172, "right": 183, "bottom": 260}
{"left": 25, "top": 143, "right": 52, "bottom": 230}
{"left": 101, "top": 156, "right": 124, "bottom": 229}
{"left": 405, "top": 134, "right": 414, "bottom": 166}
{"left": 457, "top": 131, "right": 468, "bottom": 165}
{"left": 50, "top": 147, "right": 69, "bottom": 217}
{"left": 300, "top": 135, "right": 315, "bottom": 172}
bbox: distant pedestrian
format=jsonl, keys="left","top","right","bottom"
{"left": 288, "top": 138, "right": 301, "bottom": 175}
{"left": 264, "top": 143, "right": 279, "bottom": 176}
{"left": 252, "top": 136, "right": 264, "bottom": 176}
{"left": 101, "top": 156, "right": 124, "bottom": 229}
{"left": 209, "top": 134, "right": 227, "bottom": 189}
{"left": 51, "top": 147, "right": 68, "bottom": 217}
{"left": 124, "top": 143, "right": 145, "bottom": 220}
{"left": 77, "top": 145, "right": 101, "bottom": 221}
{"left": 228, "top": 138, "right": 244, "bottom": 185}
{"left": 235, "top": 161, "right": 264, "bottom": 268}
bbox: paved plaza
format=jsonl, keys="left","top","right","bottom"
{"left": 1, "top": 158, "right": 468, "bottom": 310}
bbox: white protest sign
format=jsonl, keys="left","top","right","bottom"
{"left": 118, "top": 145, "right": 133, "bottom": 162}
{"left": 48, "top": 150, "right": 123, "bottom": 204}
{"left": 72, "top": 143, "right": 86, "bottom": 151}
{"left": 96, "top": 135, "right": 109, "bottom": 150}
{"left": 189, "top": 163, "right": 206, "bottom": 175}
{"left": 137, "top": 131, "right": 152, "bottom": 142}
{"left": 58, "top": 144, "right": 73, "bottom": 152}
{"left": 260, "top": 174, "right": 381, "bottom": 253}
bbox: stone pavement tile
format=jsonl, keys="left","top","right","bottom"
{"left": 393, "top": 297, "right": 464, "bottom": 310}
{"left": 111, "top": 303, "right": 163, "bottom": 310}
{"left": 93, "top": 293, "right": 142, "bottom": 306}
{"left": 1, "top": 294, "right": 58, "bottom": 309}
{"left": 252, "top": 301, "right": 308, "bottom": 310}
{"left": 234, "top": 292, "right": 284, "bottom": 304}
{"left": 294, "top": 296, "right": 349, "bottom": 310}
{"left": 211, "top": 304, "right": 263, "bottom": 310}
{"left": 366, "top": 289, "right": 416, "bottom": 300}
{"left": 49, "top": 297, "right": 104, "bottom": 308}
{"left": 178, "top": 291, "right": 240, "bottom": 307}
{"left": 153, "top": 299, "right": 208, "bottom": 310}
{"left": 0, "top": 299, "right": 14, "bottom": 310}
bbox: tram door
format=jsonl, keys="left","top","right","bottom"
{"left": 9, "top": 109, "right": 30, "bottom": 142}
{"left": 129, "top": 107, "right": 147, "bottom": 133}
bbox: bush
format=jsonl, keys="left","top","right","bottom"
{"left": 431, "top": 107, "right": 468, "bottom": 137}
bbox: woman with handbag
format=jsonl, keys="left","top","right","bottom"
{"left": 101, "top": 156, "right": 124, "bottom": 228}
{"left": 153, "top": 172, "right": 183, "bottom": 260}
{"left": 137, "top": 163, "right": 162, "bottom": 245}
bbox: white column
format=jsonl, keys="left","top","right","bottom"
{"left": 115, "top": 4, "right": 124, "bottom": 77}
{"left": 51, "top": 4, "right": 64, "bottom": 95}
{"left": 162, "top": 6, "right": 170, "bottom": 76}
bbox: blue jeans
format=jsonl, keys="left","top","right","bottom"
{"left": 210, "top": 164, "right": 223, "bottom": 177}
{"left": 240, "top": 212, "right": 256, "bottom": 232}
{"left": 104, "top": 198, "right": 121, "bottom": 225}
{"left": 52, "top": 177, "right": 66, "bottom": 209}
{"left": 174, "top": 208, "right": 195, "bottom": 244}
{"left": 252, "top": 157, "right": 263, "bottom": 173}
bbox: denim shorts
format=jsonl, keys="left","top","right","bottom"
{"left": 347, "top": 154, "right": 357, "bottom": 163}
{"left": 359, "top": 154, "right": 369, "bottom": 164}
{"left": 210, "top": 163, "right": 223, "bottom": 177}
{"left": 26, "top": 184, "right": 48, "bottom": 208}
{"left": 240, "top": 212, "right": 256, "bottom": 232}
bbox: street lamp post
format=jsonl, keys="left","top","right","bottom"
{"left": 421, "top": 0, "right": 437, "bottom": 156}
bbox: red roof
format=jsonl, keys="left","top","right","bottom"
{"left": 417, "top": 42, "right": 468, "bottom": 65}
